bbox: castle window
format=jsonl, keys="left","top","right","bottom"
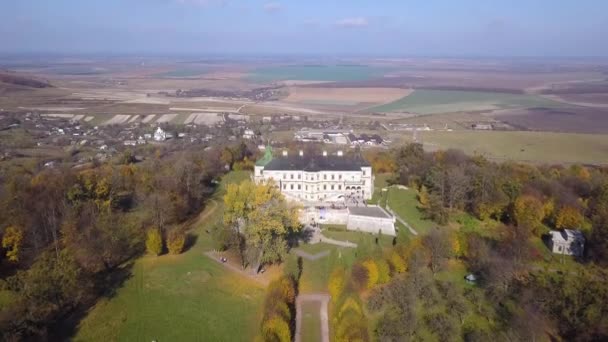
{"left": 324, "top": 185, "right": 327, "bottom": 190}
{"left": 339, "top": 174, "right": 342, "bottom": 180}
{"left": 338, "top": 185, "right": 342, "bottom": 190}
{"left": 298, "top": 174, "right": 301, "bottom": 180}
{"left": 331, "top": 185, "right": 334, "bottom": 190}
{"left": 331, "top": 174, "right": 335, "bottom": 180}
{"left": 290, "top": 184, "right": 294, "bottom": 190}
{"left": 324, "top": 174, "right": 327, "bottom": 180}
{"left": 298, "top": 184, "right": 301, "bottom": 190}
{"left": 291, "top": 174, "right": 294, "bottom": 180}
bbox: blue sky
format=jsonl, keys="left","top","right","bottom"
{"left": 1, "top": 0, "right": 607, "bottom": 56}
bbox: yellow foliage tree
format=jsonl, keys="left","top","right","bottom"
{"left": 388, "top": 251, "right": 406, "bottom": 274}
{"left": 167, "top": 230, "right": 186, "bottom": 255}
{"left": 339, "top": 297, "right": 363, "bottom": 320}
{"left": 328, "top": 267, "right": 346, "bottom": 303}
{"left": 417, "top": 185, "right": 430, "bottom": 210}
{"left": 362, "top": 260, "right": 379, "bottom": 289}
{"left": 146, "top": 228, "right": 163, "bottom": 256}
{"left": 2, "top": 226, "right": 23, "bottom": 262}
{"left": 513, "top": 194, "right": 545, "bottom": 234}
{"left": 261, "top": 317, "right": 291, "bottom": 342}
{"left": 376, "top": 259, "right": 391, "bottom": 284}
{"left": 555, "top": 206, "right": 584, "bottom": 230}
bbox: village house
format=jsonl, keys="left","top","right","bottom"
{"left": 154, "top": 127, "right": 167, "bottom": 141}
{"left": 548, "top": 229, "right": 585, "bottom": 256}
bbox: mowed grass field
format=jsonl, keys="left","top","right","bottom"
{"left": 249, "top": 65, "right": 388, "bottom": 82}
{"left": 368, "top": 89, "right": 565, "bottom": 114}
{"left": 74, "top": 172, "right": 265, "bottom": 342}
{"left": 422, "top": 131, "right": 608, "bottom": 165}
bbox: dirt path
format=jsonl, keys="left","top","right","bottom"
{"left": 295, "top": 293, "right": 331, "bottom": 342}
{"left": 293, "top": 249, "right": 330, "bottom": 261}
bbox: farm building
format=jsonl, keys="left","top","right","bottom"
{"left": 548, "top": 229, "right": 585, "bottom": 256}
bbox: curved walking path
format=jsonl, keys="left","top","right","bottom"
{"left": 295, "top": 293, "right": 331, "bottom": 342}
{"left": 386, "top": 204, "right": 419, "bottom": 236}
{"left": 293, "top": 249, "right": 331, "bottom": 261}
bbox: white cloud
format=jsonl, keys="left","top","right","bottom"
{"left": 335, "top": 17, "right": 368, "bottom": 28}
{"left": 263, "top": 2, "right": 282, "bottom": 13}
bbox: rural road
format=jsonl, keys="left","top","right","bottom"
{"left": 295, "top": 293, "right": 331, "bottom": 342}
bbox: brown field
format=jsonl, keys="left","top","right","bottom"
{"left": 491, "top": 107, "right": 608, "bottom": 134}
{"left": 551, "top": 93, "right": 608, "bottom": 107}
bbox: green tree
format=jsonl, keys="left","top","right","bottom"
{"left": 223, "top": 180, "right": 300, "bottom": 270}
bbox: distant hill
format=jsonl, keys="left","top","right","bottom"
{"left": 0, "top": 70, "right": 52, "bottom": 89}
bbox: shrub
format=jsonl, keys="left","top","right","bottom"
{"left": 167, "top": 229, "right": 186, "bottom": 255}
{"left": 329, "top": 267, "right": 346, "bottom": 303}
{"left": 262, "top": 317, "right": 291, "bottom": 342}
{"left": 146, "top": 228, "right": 163, "bottom": 256}
{"left": 362, "top": 259, "right": 379, "bottom": 288}
{"left": 351, "top": 263, "right": 369, "bottom": 290}
{"left": 388, "top": 251, "right": 406, "bottom": 274}
{"left": 376, "top": 259, "right": 391, "bottom": 284}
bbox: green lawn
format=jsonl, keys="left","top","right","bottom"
{"left": 296, "top": 246, "right": 359, "bottom": 293}
{"left": 249, "top": 65, "right": 388, "bottom": 82}
{"left": 368, "top": 89, "right": 565, "bottom": 114}
{"left": 301, "top": 302, "right": 322, "bottom": 342}
{"left": 74, "top": 171, "right": 262, "bottom": 342}
{"left": 386, "top": 187, "right": 436, "bottom": 235}
{"left": 369, "top": 173, "right": 391, "bottom": 205}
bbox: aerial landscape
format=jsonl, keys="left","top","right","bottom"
{"left": 1, "top": 1, "right": 608, "bottom": 341}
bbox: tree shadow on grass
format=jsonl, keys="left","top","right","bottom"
{"left": 183, "top": 233, "right": 199, "bottom": 253}
{"left": 48, "top": 261, "right": 135, "bottom": 341}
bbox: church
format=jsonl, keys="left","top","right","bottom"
{"left": 254, "top": 148, "right": 374, "bottom": 203}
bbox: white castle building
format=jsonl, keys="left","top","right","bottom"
{"left": 254, "top": 148, "right": 374, "bottom": 202}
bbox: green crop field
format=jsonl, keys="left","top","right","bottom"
{"left": 73, "top": 172, "right": 263, "bottom": 342}
{"left": 249, "top": 65, "right": 388, "bottom": 82}
{"left": 421, "top": 130, "right": 608, "bottom": 165}
{"left": 368, "top": 89, "right": 565, "bottom": 114}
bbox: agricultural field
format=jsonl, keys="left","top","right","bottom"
{"left": 283, "top": 86, "right": 411, "bottom": 111}
{"left": 248, "top": 65, "right": 389, "bottom": 83}
{"left": 151, "top": 68, "right": 209, "bottom": 78}
{"left": 367, "top": 89, "right": 566, "bottom": 114}
{"left": 490, "top": 107, "right": 608, "bottom": 134}
{"left": 421, "top": 130, "right": 608, "bottom": 165}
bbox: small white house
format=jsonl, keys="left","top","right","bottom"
{"left": 549, "top": 229, "right": 585, "bottom": 256}
{"left": 154, "top": 127, "right": 167, "bottom": 141}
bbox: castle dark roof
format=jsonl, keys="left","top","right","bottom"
{"left": 263, "top": 154, "right": 370, "bottom": 172}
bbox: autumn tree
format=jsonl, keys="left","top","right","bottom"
{"left": 513, "top": 194, "right": 545, "bottom": 235}
{"left": 554, "top": 205, "right": 584, "bottom": 230}
{"left": 167, "top": 229, "right": 186, "bottom": 255}
{"left": 2, "top": 226, "right": 23, "bottom": 262}
{"left": 146, "top": 228, "right": 163, "bottom": 256}
{"left": 329, "top": 267, "right": 346, "bottom": 303}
